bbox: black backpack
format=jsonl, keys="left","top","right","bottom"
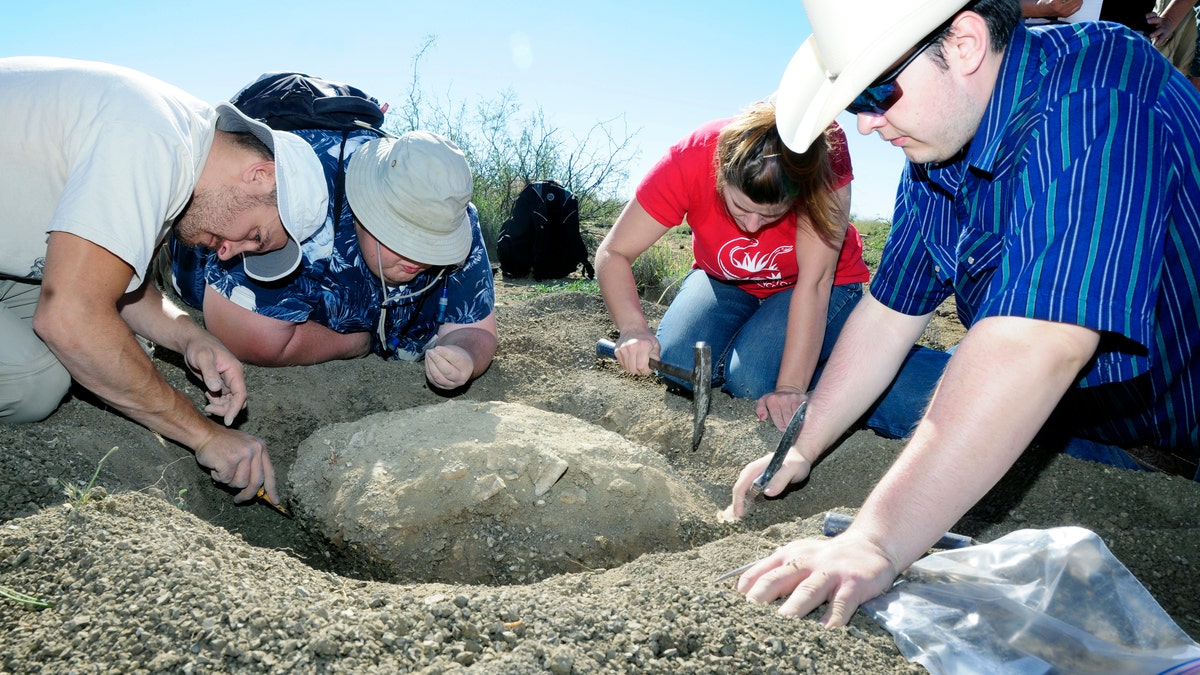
{"left": 497, "top": 181, "right": 595, "bottom": 280}
{"left": 231, "top": 72, "right": 385, "bottom": 132}
{"left": 230, "top": 72, "right": 386, "bottom": 222}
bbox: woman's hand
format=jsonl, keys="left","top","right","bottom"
{"left": 614, "top": 330, "right": 660, "bottom": 376}
{"left": 424, "top": 344, "right": 474, "bottom": 390}
{"left": 756, "top": 386, "right": 807, "bottom": 430}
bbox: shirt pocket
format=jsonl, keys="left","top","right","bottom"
{"left": 956, "top": 226, "right": 1004, "bottom": 282}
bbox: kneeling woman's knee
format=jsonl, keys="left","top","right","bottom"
{"left": 0, "top": 358, "right": 71, "bottom": 424}
{"left": 721, "top": 361, "right": 775, "bottom": 400}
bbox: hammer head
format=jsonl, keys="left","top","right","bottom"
{"left": 594, "top": 337, "right": 712, "bottom": 451}
{"left": 690, "top": 342, "right": 712, "bottom": 451}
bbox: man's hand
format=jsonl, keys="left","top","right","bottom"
{"left": 722, "top": 448, "right": 813, "bottom": 520}
{"left": 182, "top": 332, "right": 248, "bottom": 426}
{"left": 756, "top": 388, "right": 807, "bottom": 430}
{"left": 614, "top": 330, "right": 660, "bottom": 376}
{"left": 1147, "top": 12, "right": 1175, "bottom": 46}
{"left": 735, "top": 531, "right": 899, "bottom": 627}
{"left": 425, "top": 344, "right": 474, "bottom": 390}
{"left": 423, "top": 320, "right": 497, "bottom": 390}
{"left": 193, "top": 426, "right": 276, "bottom": 503}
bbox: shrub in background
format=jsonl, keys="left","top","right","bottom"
{"left": 389, "top": 37, "right": 636, "bottom": 259}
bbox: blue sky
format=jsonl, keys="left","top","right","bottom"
{"left": 2, "top": 1, "right": 905, "bottom": 219}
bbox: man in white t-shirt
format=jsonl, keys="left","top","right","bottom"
{"left": 0, "top": 57, "right": 328, "bottom": 505}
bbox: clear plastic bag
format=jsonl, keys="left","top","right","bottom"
{"left": 861, "top": 527, "right": 1200, "bottom": 675}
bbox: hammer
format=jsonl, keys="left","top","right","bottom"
{"left": 596, "top": 339, "right": 712, "bottom": 450}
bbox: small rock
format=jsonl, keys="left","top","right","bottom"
{"left": 472, "top": 474, "right": 506, "bottom": 503}
{"left": 547, "top": 647, "right": 574, "bottom": 674}
{"left": 441, "top": 462, "right": 469, "bottom": 480}
{"left": 534, "top": 454, "right": 569, "bottom": 497}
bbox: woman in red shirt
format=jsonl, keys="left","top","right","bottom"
{"left": 596, "top": 102, "right": 869, "bottom": 430}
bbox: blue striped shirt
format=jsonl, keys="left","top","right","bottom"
{"left": 871, "top": 22, "right": 1200, "bottom": 449}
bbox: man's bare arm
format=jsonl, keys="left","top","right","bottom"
{"left": 35, "top": 232, "right": 277, "bottom": 502}
{"left": 202, "top": 287, "right": 370, "bottom": 366}
{"left": 738, "top": 316, "right": 1100, "bottom": 626}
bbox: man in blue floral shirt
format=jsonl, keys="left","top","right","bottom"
{"left": 169, "top": 130, "right": 497, "bottom": 391}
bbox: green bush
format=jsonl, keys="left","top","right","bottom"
{"left": 389, "top": 37, "right": 637, "bottom": 259}
{"left": 631, "top": 226, "right": 694, "bottom": 305}
{"left": 853, "top": 216, "right": 891, "bottom": 273}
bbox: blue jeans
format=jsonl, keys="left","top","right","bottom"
{"left": 655, "top": 270, "right": 862, "bottom": 399}
{"left": 1057, "top": 439, "right": 1149, "bottom": 471}
{"left": 857, "top": 344, "right": 1195, "bottom": 480}
{"left": 860, "top": 345, "right": 949, "bottom": 439}
{"left": 1041, "top": 432, "right": 1198, "bottom": 478}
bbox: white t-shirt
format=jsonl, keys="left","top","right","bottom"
{"left": 0, "top": 57, "right": 217, "bottom": 292}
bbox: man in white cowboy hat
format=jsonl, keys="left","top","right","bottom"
{"left": 0, "top": 57, "right": 328, "bottom": 505}
{"left": 168, "top": 129, "right": 497, "bottom": 391}
{"left": 724, "top": 0, "right": 1200, "bottom": 626}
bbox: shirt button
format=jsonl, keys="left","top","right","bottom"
{"left": 934, "top": 266, "right": 941, "bottom": 274}
{"left": 967, "top": 256, "right": 975, "bottom": 264}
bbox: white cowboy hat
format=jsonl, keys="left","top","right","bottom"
{"left": 775, "top": 0, "right": 971, "bottom": 152}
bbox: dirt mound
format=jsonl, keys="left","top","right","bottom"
{"left": 288, "top": 400, "right": 720, "bottom": 584}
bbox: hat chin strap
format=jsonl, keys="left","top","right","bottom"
{"left": 376, "top": 241, "right": 444, "bottom": 305}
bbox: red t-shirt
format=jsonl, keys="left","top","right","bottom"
{"left": 636, "top": 118, "right": 869, "bottom": 299}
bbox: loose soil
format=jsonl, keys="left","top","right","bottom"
{"left": 0, "top": 277, "right": 1197, "bottom": 674}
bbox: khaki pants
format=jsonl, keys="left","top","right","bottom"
{"left": 0, "top": 279, "right": 71, "bottom": 423}
{"left": 1191, "top": 6, "right": 1200, "bottom": 77}
{"left": 1155, "top": 0, "right": 1199, "bottom": 74}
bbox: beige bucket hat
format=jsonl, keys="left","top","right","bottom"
{"left": 344, "top": 131, "right": 473, "bottom": 266}
{"left": 775, "top": 0, "right": 971, "bottom": 152}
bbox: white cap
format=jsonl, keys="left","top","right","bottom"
{"left": 214, "top": 102, "right": 329, "bottom": 281}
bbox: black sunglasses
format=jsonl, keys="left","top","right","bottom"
{"left": 845, "top": 35, "right": 938, "bottom": 115}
